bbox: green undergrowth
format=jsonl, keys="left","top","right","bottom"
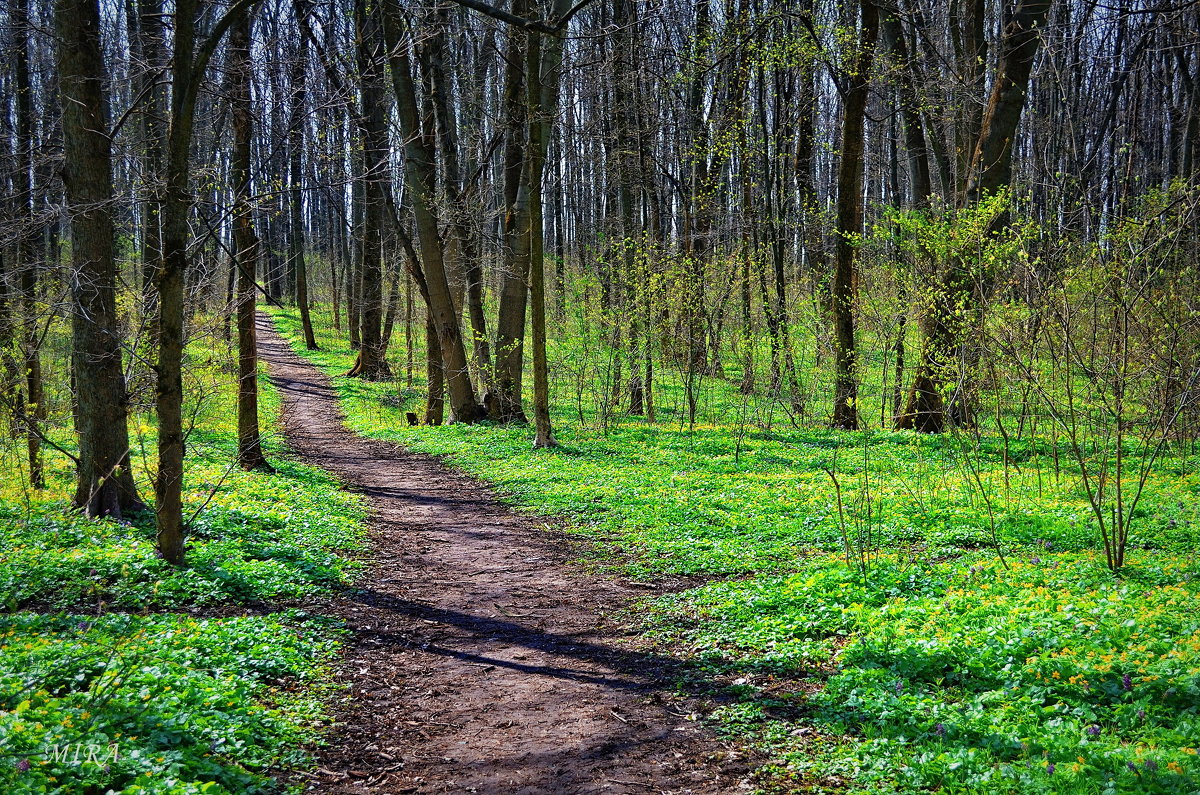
{"left": 269, "top": 308, "right": 1198, "bottom": 575}
{"left": 652, "top": 555, "right": 1200, "bottom": 793}
{"left": 1, "top": 327, "right": 367, "bottom": 793}
{"left": 0, "top": 611, "right": 338, "bottom": 794}
{"left": 270, "top": 307, "right": 1200, "bottom": 793}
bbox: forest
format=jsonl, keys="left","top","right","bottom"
{"left": 1, "top": 0, "right": 1198, "bottom": 791}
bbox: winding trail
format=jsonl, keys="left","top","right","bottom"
{"left": 257, "top": 313, "right": 750, "bottom": 794}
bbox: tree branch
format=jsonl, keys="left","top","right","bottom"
{"left": 447, "top": 0, "right": 557, "bottom": 34}
{"left": 191, "top": 0, "right": 262, "bottom": 84}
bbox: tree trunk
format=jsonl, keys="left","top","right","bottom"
{"left": 230, "top": 9, "right": 272, "bottom": 471}
{"left": 381, "top": 254, "right": 402, "bottom": 356}
{"left": 493, "top": 0, "right": 532, "bottom": 423}
{"left": 381, "top": 0, "right": 481, "bottom": 422}
{"left": 12, "top": 0, "right": 44, "bottom": 489}
{"left": 882, "top": 9, "right": 933, "bottom": 205}
{"left": 424, "top": 313, "right": 445, "bottom": 425}
{"left": 831, "top": 0, "right": 878, "bottom": 430}
{"left": 426, "top": 8, "right": 491, "bottom": 383}
{"left": 405, "top": 271, "right": 414, "bottom": 388}
{"left": 346, "top": 0, "right": 389, "bottom": 380}
{"left": 156, "top": 0, "right": 255, "bottom": 566}
{"left": 612, "top": 0, "right": 645, "bottom": 414}
{"left": 347, "top": 172, "right": 362, "bottom": 349}
{"left": 525, "top": 0, "right": 570, "bottom": 448}
{"left": 899, "top": 0, "right": 1053, "bottom": 432}
{"left": 290, "top": 34, "right": 318, "bottom": 350}
{"left": 57, "top": 0, "right": 144, "bottom": 516}
{"left": 964, "top": 0, "right": 1055, "bottom": 207}
{"left": 953, "top": 0, "right": 989, "bottom": 198}
{"left": 155, "top": 0, "right": 199, "bottom": 566}
{"left": 136, "top": 0, "right": 167, "bottom": 343}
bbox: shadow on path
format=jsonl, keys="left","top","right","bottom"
{"left": 257, "top": 312, "right": 762, "bottom": 794}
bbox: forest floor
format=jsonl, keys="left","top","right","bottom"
{"left": 257, "top": 313, "right": 753, "bottom": 794}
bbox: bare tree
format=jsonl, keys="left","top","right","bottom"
{"left": 831, "top": 0, "right": 879, "bottom": 430}
{"left": 229, "top": 4, "right": 272, "bottom": 471}
{"left": 56, "top": 0, "right": 144, "bottom": 516}
{"left": 156, "top": 0, "right": 258, "bottom": 566}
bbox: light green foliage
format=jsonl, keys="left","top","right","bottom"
{"left": 655, "top": 557, "right": 1200, "bottom": 793}
{"left": 271, "top": 306, "right": 1200, "bottom": 794}
{"left": 878, "top": 191, "right": 1027, "bottom": 281}
{"left": 0, "top": 449, "right": 363, "bottom": 610}
{"left": 0, "top": 612, "right": 339, "bottom": 794}
{"left": 0, "top": 323, "right": 367, "bottom": 793}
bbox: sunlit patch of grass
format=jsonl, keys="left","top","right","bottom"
{"left": 0, "top": 611, "right": 342, "bottom": 794}
{"left": 272, "top": 305, "right": 1200, "bottom": 793}
{"left": 1, "top": 317, "right": 367, "bottom": 793}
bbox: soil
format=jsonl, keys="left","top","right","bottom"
{"left": 257, "top": 313, "right": 754, "bottom": 794}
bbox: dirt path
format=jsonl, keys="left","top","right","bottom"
{"left": 257, "top": 314, "right": 751, "bottom": 794}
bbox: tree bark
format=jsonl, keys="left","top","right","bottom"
{"left": 346, "top": 0, "right": 389, "bottom": 380}
{"left": 493, "top": 0, "right": 532, "bottom": 423}
{"left": 57, "top": 0, "right": 144, "bottom": 516}
{"left": 230, "top": 8, "right": 272, "bottom": 471}
{"left": 964, "top": 0, "right": 1054, "bottom": 207}
{"left": 156, "top": 0, "right": 257, "bottom": 566}
{"left": 289, "top": 32, "right": 318, "bottom": 351}
{"left": 425, "top": 313, "right": 445, "bottom": 425}
{"left": 899, "top": 0, "right": 1053, "bottom": 433}
{"left": 831, "top": 0, "right": 878, "bottom": 430}
{"left": 155, "top": 0, "right": 199, "bottom": 566}
{"left": 882, "top": 9, "right": 933, "bottom": 206}
{"left": 612, "top": 0, "right": 645, "bottom": 414}
{"left": 381, "top": 0, "right": 482, "bottom": 422}
{"left": 426, "top": 7, "right": 491, "bottom": 384}
{"left": 11, "top": 0, "right": 44, "bottom": 489}
{"left": 525, "top": 0, "right": 571, "bottom": 448}
{"left": 136, "top": 0, "right": 167, "bottom": 341}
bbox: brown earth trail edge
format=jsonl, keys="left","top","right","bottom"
{"left": 257, "top": 313, "right": 753, "bottom": 794}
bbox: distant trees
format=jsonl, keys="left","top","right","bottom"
{"left": 0, "top": 0, "right": 1196, "bottom": 569}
